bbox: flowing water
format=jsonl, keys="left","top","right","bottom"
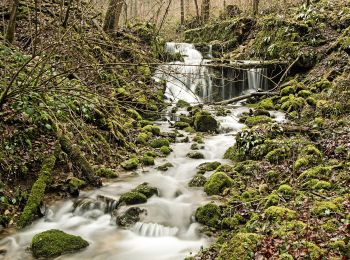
{"left": 0, "top": 43, "right": 283, "bottom": 260}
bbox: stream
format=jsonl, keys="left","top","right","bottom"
{"left": 0, "top": 43, "right": 283, "bottom": 260}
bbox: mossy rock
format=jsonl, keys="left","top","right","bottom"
{"left": 264, "top": 206, "right": 297, "bottom": 221}
{"left": 31, "top": 229, "right": 89, "bottom": 258}
{"left": 265, "top": 192, "right": 280, "bottom": 208}
{"left": 136, "top": 132, "right": 151, "bottom": 144}
{"left": 156, "top": 162, "right": 174, "bottom": 171}
{"left": 312, "top": 201, "right": 340, "bottom": 216}
{"left": 204, "top": 172, "right": 233, "bottom": 195}
{"left": 121, "top": 158, "right": 139, "bottom": 170}
{"left": 191, "top": 143, "right": 199, "bottom": 150}
{"left": 133, "top": 182, "right": 158, "bottom": 198}
{"left": 297, "top": 165, "right": 332, "bottom": 181}
{"left": 195, "top": 203, "right": 221, "bottom": 228}
{"left": 141, "top": 155, "right": 155, "bottom": 166}
{"left": 253, "top": 109, "right": 271, "bottom": 117}
{"left": 96, "top": 168, "right": 118, "bottom": 178}
{"left": 116, "top": 207, "right": 146, "bottom": 227}
{"left": 186, "top": 151, "right": 205, "bottom": 159}
{"left": 179, "top": 115, "right": 192, "bottom": 124}
{"left": 298, "top": 89, "right": 312, "bottom": 98}
{"left": 160, "top": 145, "right": 172, "bottom": 155}
{"left": 234, "top": 160, "right": 259, "bottom": 176}
{"left": 245, "top": 115, "right": 272, "bottom": 127}
{"left": 188, "top": 174, "right": 207, "bottom": 187}
{"left": 281, "top": 85, "right": 296, "bottom": 96}
{"left": 277, "top": 184, "right": 294, "bottom": 197}
{"left": 68, "top": 177, "right": 86, "bottom": 195}
{"left": 193, "top": 134, "right": 204, "bottom": 143}
{"left": 174, "top": 121, "right": 190, "bottom": 130}
{"left": 140, "top": 120, "right": 153, "bottom": 127}
{"left": 258, "top": 98, "right": 274, "bottom": 110}
{"left": 217, "top": 233, "right": 262, "bottom": 260}
{"left": 142, "top": 125, "right": 161, "bottom": 135}
{"left": 119, "top": 191, "right": 147, "bottom": 205}
{"left": 310, "top": 79, "right": 332, "bottom": 93}
{"left": 194, "top": 111, "right": 218, "bottom": 132}
{"left": 197, "top": 161, "right": 221, "bottom": 174}
{"left": 280, "top": 95, "right": 305, "bottom": 112}
{"left": 184, "top": 126, "right": 196, "bottom": 133}
{"left": 150, "top": 138, "right": 170, "bottom": 148}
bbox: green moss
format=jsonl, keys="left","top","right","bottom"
{"left": 142, "top": 125, "right": 161, "bottom": 135}
{"left": 313, "top": 180, "right": 331, "bottom": 190}
{"left": 279, "top": 253, "right": 294, "bottom": 260}
{"left": 140, "top": 120, "right": 153, "bottom": 127}
{"left": 174, "top": 121, "right": 190, "bottom": 129}
{"left": 267, "top": 170, "right": 279, "bottom": 181}
{"left": 204, "top": 172, "right": 233, "bottom": 195}
{"left": 298, "top": 165, "right": 332, "bottom": 181}
{"left": 176, "top": 99, "right": 190, "bottom": 108}
{"left": 272, "top": 220, "right": 306, "bottom": 237}
{"left": 298, "top": 89, "right": 312, "bottom": 98}
{"left": 298, "top": 241, "right": 324, "bottom": 260}
{"left": 264, "top": 206, "right": 297, "bottom": 221}
{"left": 136, "top": 132, "right": 151, "bottom": 144}
{"left": 281, "top": 85, "right": 296, "bottom": 96}
{"left": 234, "top": 160, "right": 259, "bottom": 176}
{"left": 160, "top": 145, "right": 172, "bottom": 155}
{"left": 310, "top": 79, "right": 332, "bottom": 93}
{"left": 197, "top": 161, "right": 221, "bottom": 174}
{"left": 188, "top": 174, "right": 207, "bottom": 187}
{"left": 258, "top": 98, "right": 274, "bottom": 110}
{"left": 265, "top": 148, "right": 289, "bottom": 163}
{"left": 31, "top": 229, "right": 89, "bottom": 258}
{"left": 306, "top": 96, "right": 317, "bottom": 107}
{"left": 186, "top": 151, "right": 205, "bottom": 159}
{"left": 281, "top": 95, "right": 305, "bottom": 112}
{"left": 193, "top": 134, "right": 204, "bottom": 143}
{"left": 150, "top": 138, "right": 170, "bottom": 148}
{"left": 217, "top": 233, "right": 262, "bottom": 260}
{"left": 69, "top": 177, "right": 86, "bottom": 189}
{"left": 18, "top": 155, "right": 56, "bottom": 228}
{"left": 194, "top": 111, "right": 218, "bottom": 132}
{"left": 141, "top": 155, "right": 155, "bottom": 166}
{"left": 277, "top": 184, "right": 294, "bottom": 196}
{"left": 156, "top": 162, "right": 174, "bottom": 171}
{"left": 133, "top": 183, "right": 158, "bottom": 198}
{"left": 96, "top": 168, "right": 118, "bottom": 178}
{"left": 127, "top": 109, "right": 142, "bottom": 121}
{"left": 195, "top": 203, "right": 221, "bottom": 228}
{"left": 119, "top": 191, "right": 147, "bottom": 205}
{"left": 244, "top": 115, "right": 272, "bottom": 127}
{"left": 321, "top": 219, "right": 340, "bottom": 232}
{"left": 184, "top": 126, "right": 196, "bottom": 133}
{"left": 265, "top": 191, "right": 280, "bottom": 208}
{"left": 121, "top": 158, "right": 139, "bottom": 170}
{"left": 312, "top": 201, "right": 340, "bottom": 216}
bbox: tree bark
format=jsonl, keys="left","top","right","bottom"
{"left": 6, "top": 0, "right": 20, "bottom": 44}
{"left": 253, "top": 0, "right": 259, "bottom": 16}
{"left": 201, "top": 0, "right": 210, "bottom": 22}
{"left": 306, "top": 0, "right": 310, "bottom": 6}
{"left": 103, "top": 0, "right": 124, "bottom": 32}
{"left": 180, "top": 0, "right": 185, "bottom": 25}
{"left": 193, "top": 0, "right": 199, "bottom": 17}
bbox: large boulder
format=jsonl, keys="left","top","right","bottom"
{"left": 31, "top": 229, "right": 89, "bottom": 258}
{"left": 194, "top": 111, "right": 218, "bottom": 132}
{"left": 204, "top": 172, "right": 234, "bottom": 195}
{"left": 195, "top": 203, "right": 221, "bottom": 228}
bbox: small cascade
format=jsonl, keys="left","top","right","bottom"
{"left": 156, "top": 43, "right": 276, "bottom": 103}
{"left": 73, "top": 195, "right": 118, "bottom": 216}
{"left": 133, "top": 222, "right": 179, "bottom": 237}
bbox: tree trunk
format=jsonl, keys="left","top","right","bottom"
{"left": 253, "top": 0, "right": 259, "bottom": 16}
{"left": 201, "top": 0, "right": 210, "bottom": 22}
{"left": 6, "top": 0, "right": 20, "bottom": 44}
{"left": 193, "top": 0, "right": 199, "bottom": 17}
{"left": 103, "top": 0, "right": 124, "bottom": 32}
{"left": 180, "top": 0, "right": 185, "bottom": 25}
{"left": 306, "top": 0, "right": 310, "bottom": 6}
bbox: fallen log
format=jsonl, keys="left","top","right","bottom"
{"left": 213, "top": 91, "right": 279, "bottom": 105}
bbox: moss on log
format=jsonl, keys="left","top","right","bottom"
{"left": 59, "top": 136, "right": 101, "bottom": 187}
{"left": 18, "top": 155, "right": 56, "bottom": 228}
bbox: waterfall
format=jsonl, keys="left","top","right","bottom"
{"left": 133, "top": 222, "right": 179, "bottom": 237}
{"left": 156, "top": 43, "right": 273, "bottom": 103}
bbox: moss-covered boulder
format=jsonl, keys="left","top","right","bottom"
{"left": 194, "top": 111, "right": 218, "bottom": 132}
{"left": 31, "top": 229, "right": 89, "bottom": 258}
{"left": 116, "top": 207, "right": 146, "bottom": 227}
{"left": 197, "top": 161, "right": 221, "bottom": 174}
{"left": 96, "top": 168, "right": 118, "bottom": 178}
{"left": 141, "top": 155, "right": 155, "bottom": 166}
{"left": 217, "top": 233, "right": 262, "bottom": 260}
{"left": 119, "top": 191, "right": 147, "bottom": 205}
{"left": 204, "top": 172, "right": 234, "bottom": 195}
{"left": 186, "top": 151, "right": 205, "bottom": 159}
{"left": 195, "top": 203, "right": 221, "bottom": 228}
{"left": 121, "top": 158, "right": 139, "bottom": 170}
{"left": 142, "top": 125, "right": 161, "bottom": 135}
{"left": 156, "top": 162, "right": 174, "bottom": 171}
{"left": 150, "top": 138, "right": 170, "bottom": 148}
{"left": 188, "top": 174, "right": 207, "bottom": 187}
{"left": 176, "top": 99, "right": 190, "bottom": 108}
{"left": 160, "top": 145, "right": 172, "bottom": 155}
{"left": 133, "top": 182, "right": 158, "bottom": 198}
{"left": 258, "top": 98, "right": 274, "bottom": 110}
{"left": 244, "top": 115, "right": 272, "bottom": 127}
{"left": 174, "top": 121, "right": 190, "bottom": 130}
